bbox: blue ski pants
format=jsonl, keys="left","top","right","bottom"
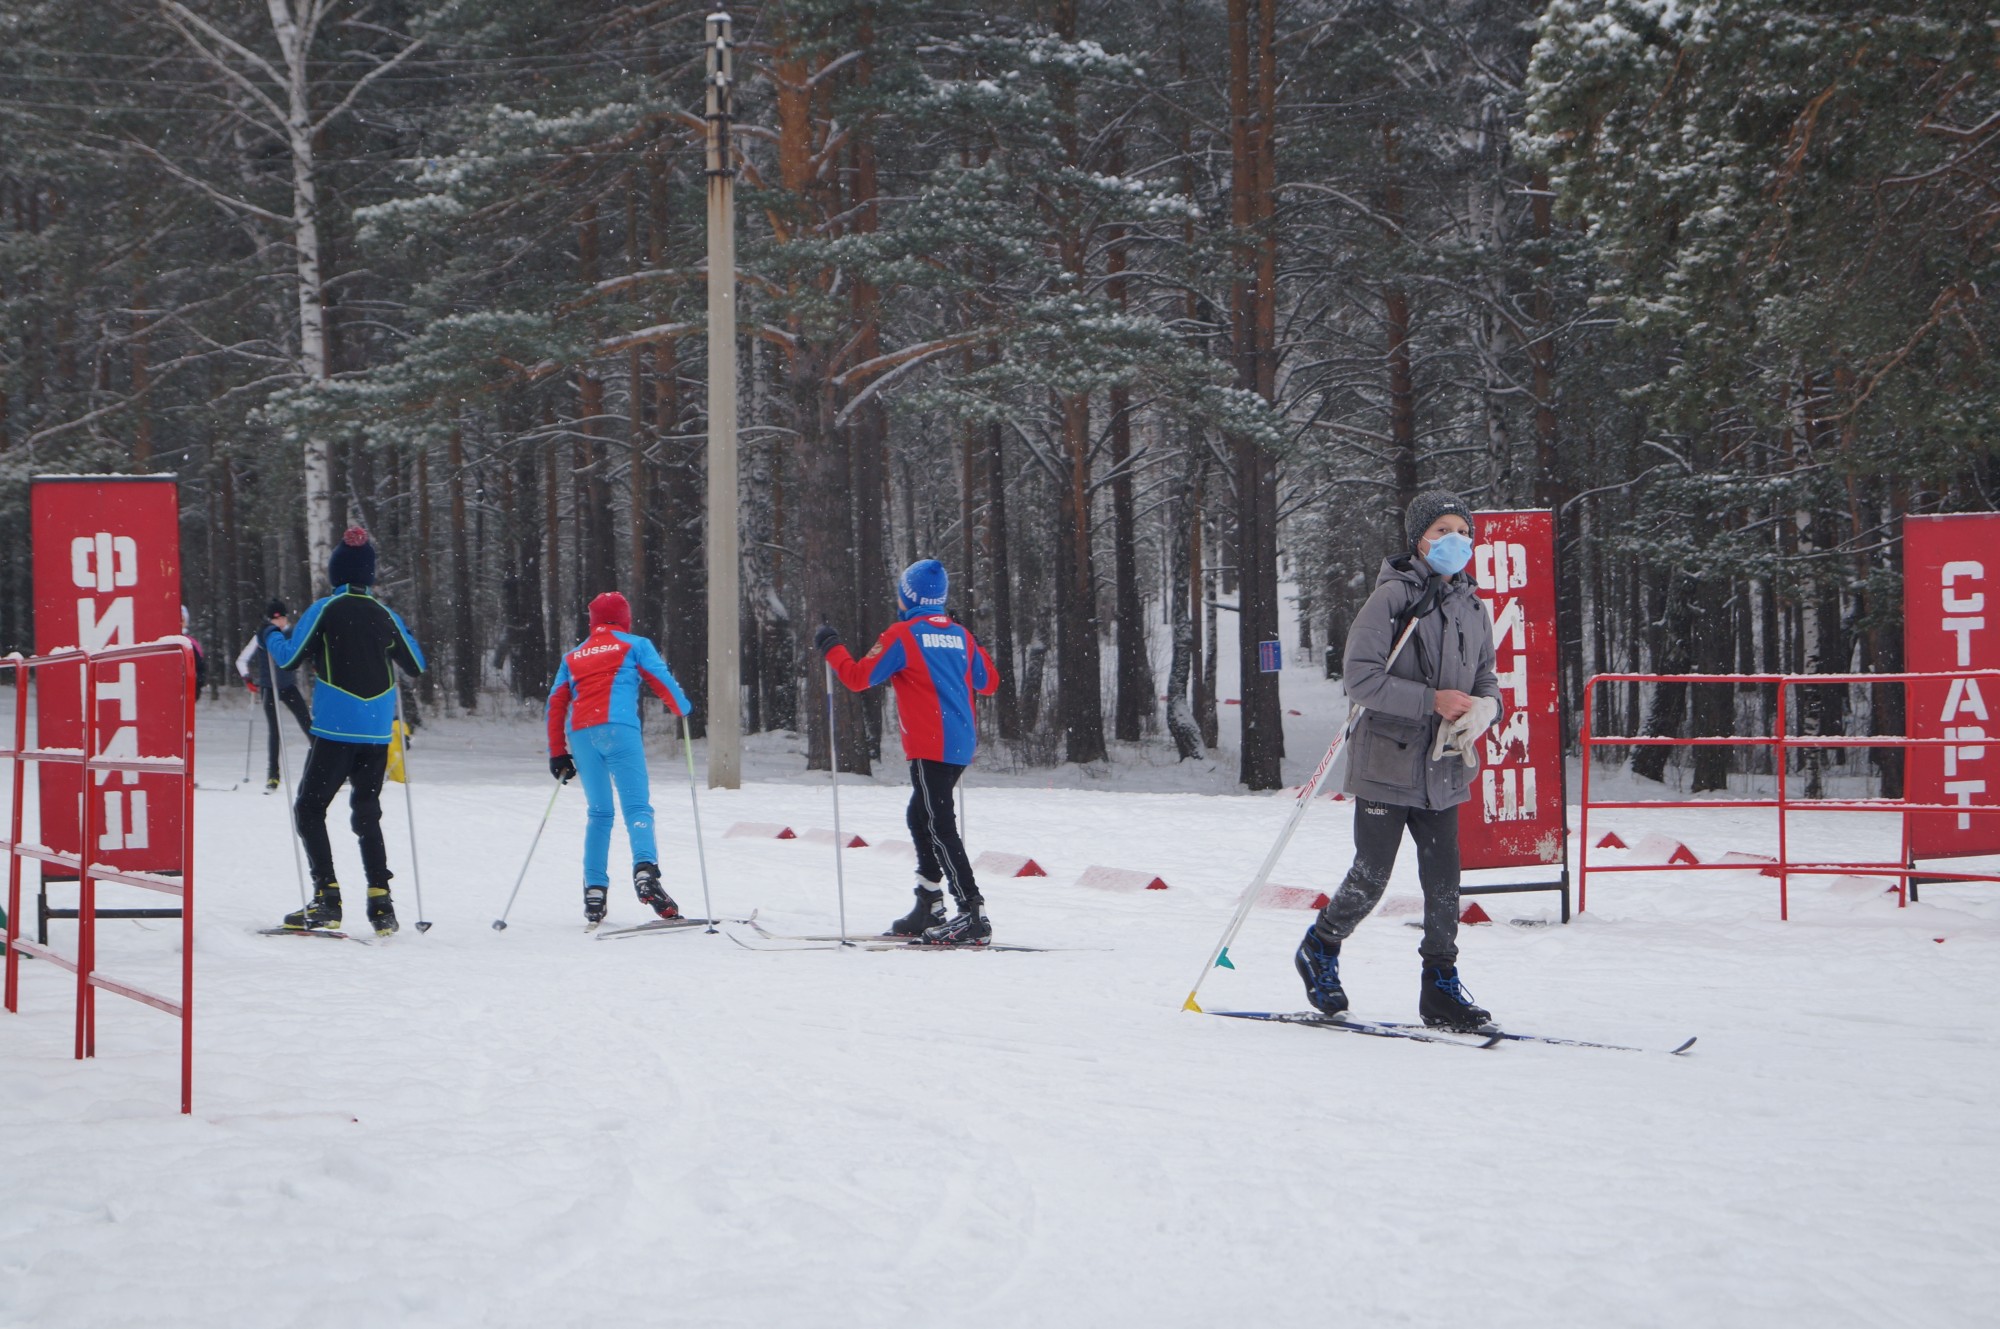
{"left": 570, "top": 722, "right": 657, "bottom": 886}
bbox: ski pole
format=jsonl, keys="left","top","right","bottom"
{"left": 493, "top": 780, "right": 563, "bottom": 931}
{"left": 1182, "top": 607, "right": 1431, "bottom": 1013}
{"left": 269, "top": 672, "right": 311, "bottom": 918}
{"left": 680, "top": 712, "right": 717, "bottom": 932}
{"left": 243, "top": 713, "right": 255, "bottom": 785}
{"left": 394, "top": 687, "right": 432, "bottom": 932}
{"left": 822, "top": 648, "right": 853, "bottom": 947}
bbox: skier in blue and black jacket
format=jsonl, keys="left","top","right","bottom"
{"left": 265, "top": 527, "right": 427, "bottom": 936}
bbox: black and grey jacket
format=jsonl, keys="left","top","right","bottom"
{"left": 1339, "top": 556, "right": 1502, "bottom": 811}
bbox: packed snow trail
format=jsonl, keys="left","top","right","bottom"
{"left": 1, "top": 706, "right": 1996, "bottom": 1328}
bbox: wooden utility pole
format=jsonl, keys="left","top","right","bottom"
{"left": 704, "top": 12, "right": 742, "bottom": 788}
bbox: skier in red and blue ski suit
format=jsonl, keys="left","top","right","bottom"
{"left": 547, "top": 591, "right": 692, "bottom": 925}
{"left": 816, "top": 559, "right": 998, "bottom": 944}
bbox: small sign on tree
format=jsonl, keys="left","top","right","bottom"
{"left": 1258, "top": 639, "right": 1283, "bottom": 674}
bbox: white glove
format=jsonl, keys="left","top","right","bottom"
{"left": 1430, "top": 696, "right": 1499, "bottom": 768}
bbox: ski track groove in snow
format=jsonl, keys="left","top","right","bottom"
{"left": 0, "top": 703, "right": 1995, "bottom": 1327}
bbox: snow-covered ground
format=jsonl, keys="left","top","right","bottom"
{"left": 3, "top": 694, "right": 1998, "bottom": 1329}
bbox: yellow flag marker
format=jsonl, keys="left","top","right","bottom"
{"left": 385, "top": 720, "right": 410, "bottom": 784}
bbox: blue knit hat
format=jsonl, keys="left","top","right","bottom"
{"left": 896, "top": 559, "right": 949, "bottom": 614}
{"left": 328, "top": 526, "right": 377, "bottom": 588}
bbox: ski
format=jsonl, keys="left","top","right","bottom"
{"left": 596, "top": 917, "right": 718, "bottom": 939}
{"left": 256, "top": 926, "right": 370, "bottom": 945}
{"left": 1373, "top": 1021, "right": 1697, "bottom": 1055}
{"left": 721, "top": 928, "right": 839, "bottom": 952}
{"left": 1209, "top": 1010, "right": 1502, "bottom": 1048}
{"left": 855, "top": 937, "right": 1056, "bottom": 953}
{"left": 741, "top": 920, "right": 1061, "bottom": 952}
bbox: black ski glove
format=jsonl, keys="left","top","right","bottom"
{"left": 813, "top": 624, "right": 843, "bottom": 655}
{"left": 550, "top": 753, "right": 576, "bottom": 783}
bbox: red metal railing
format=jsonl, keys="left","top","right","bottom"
{"left": 1580, "top": 671, "right": 2000, "bottom": 920}
{"left": 2, "top": 640, "right": 197, "bottom": 1113}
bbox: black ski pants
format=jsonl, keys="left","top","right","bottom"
{"left": 294, "top": 738, "right": 392, "bottom": 891}
{"left": 261, "top": 684, "right": 312, "bottom": 781}
{"left": 908, "top": 759, "right": 980, "bottom": 909}
{"left": 1311, "top": 797, "right": 1461, "bottom": 967}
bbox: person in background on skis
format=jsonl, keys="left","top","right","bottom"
{"left": 1296, "top": 491, "right": 1503, "bottom": 1031}
{"left": 180, "top": 605, "right": 208, "bottom": 692}
{"left": 266, "top": 528, "right": 427, "bottom": 937}
{"left": 237, "top": 599, "right": 313, "bottom": 792}
{"left": 814, "top": 559, "right": 998, "bottom": 945}
{"left": 545, "top": 591, "right": 693, "bottom": 928}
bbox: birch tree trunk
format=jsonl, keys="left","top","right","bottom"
{"left": 159, "top": 0, "right": 425, "bottom": 583}
{"left": 270, "top": 3, "right": 335, "bottom": 580}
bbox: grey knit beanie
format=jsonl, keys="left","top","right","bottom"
{"left": 1403, "top": 490, "right": 1474, "bottom": 549}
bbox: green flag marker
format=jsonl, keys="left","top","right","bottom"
{"left": 1216, "top": 947, "right": 1235, "bottom": 970}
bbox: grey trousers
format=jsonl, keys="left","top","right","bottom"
{"left": 1311, "top": 797, "right": 1461, "bottom": 967}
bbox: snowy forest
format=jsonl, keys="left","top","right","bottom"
{"left": 1, "top": 1, "right": 1993, "bottom": 789}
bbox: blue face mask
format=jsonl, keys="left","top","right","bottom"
{"left": 1423, "top": 531, "right": 1473, "bottom": 576}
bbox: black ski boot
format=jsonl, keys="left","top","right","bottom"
{"left": 634, "top": 862, "right": 679, "bottom": 920}
{"left": 1295, "top": 927, "right": 1348, "bottom": 1016}
{"left": 265, "top": 776, "right": 281, "bottom": 793}
{"left": 1419, "top": 966, "right": 1492, "bottom": 1031}
{"left": 920, "top": 903, "right": 990, "bottom": 947}
{"left": 584, "top": 886, "right": 608, "bottom": 927}
{"left": 366, "top": 886, "right": 399, "bottom": 938}
{"left": 888, "top": 883, "right": 947, "bottom": 937}
{"left": 281, "top": 884, "right": 341, "bottom": 931}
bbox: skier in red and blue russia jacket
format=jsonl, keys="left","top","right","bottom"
{"left": 546, "top": 591, "right": 693, "bottom": 927}
{"left": 815, "top": 559, "right": 999, "bottom": 945}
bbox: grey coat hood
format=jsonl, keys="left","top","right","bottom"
{"left": 1338, "top": 556, "right": 1502, "bottom": 810}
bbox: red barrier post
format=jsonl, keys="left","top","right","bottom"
{"left": 77, "top": 649, "right": 96, "bottom": 1061}
{"left": 1579, "top": 677, "right": 1596, "bottom": 913}
{"left": 180, "top": 643, "right": 194, "bottom": 1114}
{"left": 3, "top": 654, "right": 25, "bottom": 1012}
{"left": 1776, "top": 681, "right": 1789, "bottom": 921}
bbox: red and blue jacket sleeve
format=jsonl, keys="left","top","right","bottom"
{"left": 546, "top": 656, "right": 575, "bottom": 757}
{"left": 630, "top": 636, "right": 692, "bottom": 717}
{"left": 967, "top": 634, "right": 998, "bottom": 696}
{"left": 829, "top": 626, "right": 907, "bottom": 692}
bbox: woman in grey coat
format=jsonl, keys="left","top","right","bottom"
{"left": 1297, "top": 491, "right": 1504, "bottom": 1030}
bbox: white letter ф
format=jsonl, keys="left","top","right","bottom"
{"left": 70, "top": 532, "right": 139, "bottom": 593}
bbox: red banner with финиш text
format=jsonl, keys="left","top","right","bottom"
{"left": 31, "top": 475, "right": 185, "bottom": 871}
{"left": 1459, "top": 510, "right": 1566, "bottom": 870}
